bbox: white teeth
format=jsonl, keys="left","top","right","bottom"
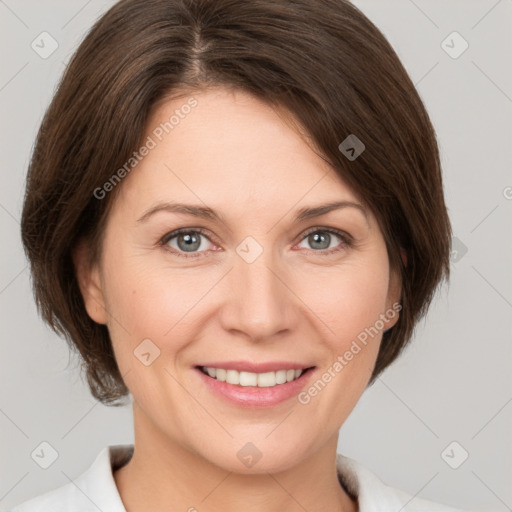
{"left": 226, "top": 369, "right": 239, "bottom": 385}
{"left": 201, "top": 367, "right": 306, "bottom": 387}
{"left": 257, "top": 372, "right": 276, "bottom": 387}
{"left": 275, "top": 370, "right": 287, "bottom": 384}
{"left": 239, "top": 371, "right": 257, "bottom": 386}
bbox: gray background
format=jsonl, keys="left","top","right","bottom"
{"left": 1, "top": 0, "right": 511, "bottom": 510}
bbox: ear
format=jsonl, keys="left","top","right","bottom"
{"left": 383, "top": 264, "right": 402, "bottom": 331}
{"left": 400, "top": 247, "right": 407, "bottom": 267}
{"left": 72, "top": 240, "right": 108, "bottom": 325}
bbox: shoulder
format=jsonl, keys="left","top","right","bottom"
{"left": 336, "top": 453, "right": 470, "bottom": 512}
{"left": 5, "top": 482, "right": 88, "bottom": 512}
{"left": 6, "top": 444, "right": 133, "bottom": 512}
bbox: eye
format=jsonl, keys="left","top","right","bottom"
{"left": 159, "top": 226, "right": 353, "bottom": 259}
{"left": 296, "top": 227, "right": 352, "bottom": 255}
{"left": 160, "top": 228, "right": 216, "bottom": 258}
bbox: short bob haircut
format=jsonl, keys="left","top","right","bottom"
{"left": 21, "top": 0, "right": 451, "bottom": 406}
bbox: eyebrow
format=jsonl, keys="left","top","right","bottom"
{"left": 295, "top": 201, "right": 368, "bottom": 222}
{"left": 136, "top": 200, "right": 368, "bottom": 224}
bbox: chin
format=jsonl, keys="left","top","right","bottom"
{"left": 196, "top": 437, "right": 312, "bottom": 475}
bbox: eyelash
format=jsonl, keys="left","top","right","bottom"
{"left": 158, "top": 227, "right": 354, "bottom": 259}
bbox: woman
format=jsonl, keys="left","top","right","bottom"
{"left": 11, "top": 0, "right": 466, "bottom": 510}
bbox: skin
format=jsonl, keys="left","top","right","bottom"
{"left": 74, "top": 87, "right": 401, "bottom": 512}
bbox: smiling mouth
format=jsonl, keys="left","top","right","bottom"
{"left": 197, "top": 366, "right": 315, "bottom": 388}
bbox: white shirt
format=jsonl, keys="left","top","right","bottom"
{"left": 7, "top": 444, "right": 468, "bottom": 511}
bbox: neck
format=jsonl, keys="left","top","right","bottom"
{"left": 113, "top": 402, "right": 358, "bottom": 512}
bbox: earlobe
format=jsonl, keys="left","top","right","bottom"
{"left": 72, "top": 241, "right": 108, "bottom": 325}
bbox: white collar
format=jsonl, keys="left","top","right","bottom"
{"left": 11, "top": 444, "right": 464, "bottom": 511}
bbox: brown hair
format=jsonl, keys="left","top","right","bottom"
{"left": 21, "top": 0, "right": 451, "bottom": 405}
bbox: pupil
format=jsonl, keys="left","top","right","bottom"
{"left": 310, "top": 232, "right": 329, "bottom": 250}
{"left": 178, "top": 233, "right": 200, "bottom": 252}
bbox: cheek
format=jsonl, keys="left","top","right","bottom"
{"left": 297, "top": 257, "right": 391, "bottom": 342}
{"left": 101, "top": 259, "right": 208, "bottom": 407}
{"left": 295, "top": 255, "right": 390, "bottom": 399}
{"left": 290, "top": 258, "right": 391, "bottom": 429}
{"left": 104, "top": 262, "right": 205, "bottom": 342}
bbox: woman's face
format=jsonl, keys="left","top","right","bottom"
{"left": 78, "top": 87, "right": 400, "bottom": 473}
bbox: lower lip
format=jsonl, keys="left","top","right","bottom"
{"left": 194, "top": 367, "right": 315, "bottom": 408}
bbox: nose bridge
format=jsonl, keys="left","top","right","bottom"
{"left": 225, "top": 238, "right": 292, "bottom": 339}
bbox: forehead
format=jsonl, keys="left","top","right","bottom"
{"left": 115, "top": 87, "right": 363, "bottom": 219}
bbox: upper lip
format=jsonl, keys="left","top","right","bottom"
{"left": 196, "top": 361, "right": 315, "bottom": 373}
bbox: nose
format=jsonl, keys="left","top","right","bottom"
{"left": 219, "top": 245, "right": 297, "bottom": 342}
